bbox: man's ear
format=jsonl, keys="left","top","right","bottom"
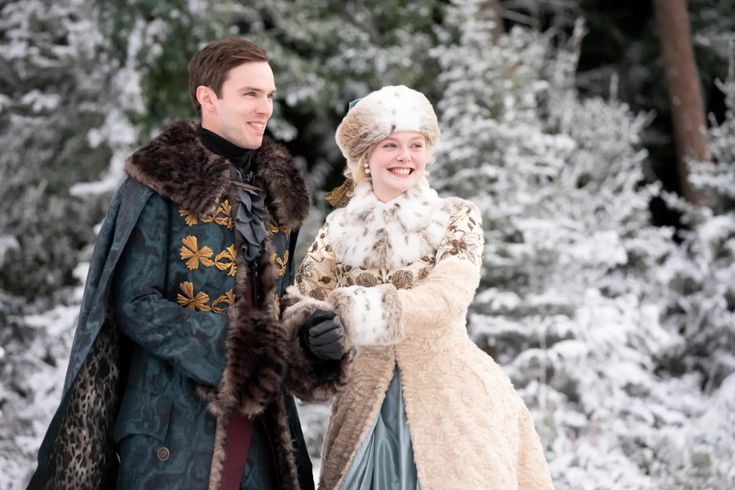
{"left": 196, "top": 85, "right": 217, "bottom": 113}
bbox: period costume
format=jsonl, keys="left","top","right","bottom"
{"left": 29, "top": 121, "right": 350, "bottom": 490}
{"left": 293, "top": 86, "right": 554, "bottom": 489}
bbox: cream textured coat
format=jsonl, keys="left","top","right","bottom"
{"left": 294, "top": 179, "right": 553, "bottom": 490}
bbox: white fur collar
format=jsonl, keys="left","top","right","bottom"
{"left": 325, "top": 178, "right": 453, "bottom": 269}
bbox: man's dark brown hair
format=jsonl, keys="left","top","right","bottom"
{"left": 188, "top": 37, "right": 269, "bottom": 113}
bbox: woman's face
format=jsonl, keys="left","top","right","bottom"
{"left": 367, "top": 131, "right": 429, "bottom": 202}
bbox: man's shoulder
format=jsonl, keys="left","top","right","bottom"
{"left": 123, "top": 121, "right": 230, "bottom": 216}
{"left": 100, "top": 178, "right": 162, "bottom": 237}
{"left": 113, "top": 177, "right": 156, "bottom": 207}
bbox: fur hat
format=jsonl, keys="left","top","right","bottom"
{"left": 335, "top": 85, "right": 440, "bottom": 176}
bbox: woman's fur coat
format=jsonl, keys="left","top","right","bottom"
{"left": 293, "top": 179, "right": 554, "bottom": 489}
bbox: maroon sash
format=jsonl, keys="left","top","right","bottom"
{"left": 220, "top": 412, "right": 254, "bottom": 490}
{"left": 220, "top": 273, "right": 258, "bottom": 490}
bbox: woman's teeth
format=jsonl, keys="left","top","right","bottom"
{"left": 390, "top": 168, "right": 412, "bottom": 175}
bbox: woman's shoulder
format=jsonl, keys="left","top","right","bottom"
{"left": 439, "top": 196, "right": 482, "bottom": 225}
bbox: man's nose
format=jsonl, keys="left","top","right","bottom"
{"left": 256, "top": 96, "right": 273, "bottom": 116}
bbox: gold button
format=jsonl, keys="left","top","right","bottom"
{"left": 156, "top": 447, "right": 170, "bottom": 462}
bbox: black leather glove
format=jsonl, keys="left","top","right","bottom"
{"left": 300, "top": 309, "right": 345, "bottom": 361}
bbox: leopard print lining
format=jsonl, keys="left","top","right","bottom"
{"left": 43, "top": 319, "right": 122, "bottom": 489}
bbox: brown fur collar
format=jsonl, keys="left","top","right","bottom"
{"left": 124, "top": 120, "right": 309, "bottom": 229}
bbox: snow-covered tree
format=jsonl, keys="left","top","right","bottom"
{"left": 651, "top": 55, "right": 735, "bottom": 487}
{"left": 661, "top": 57, "right": 735, "bottom": 390}
{"left": 0, "top": 0, "right": 143, "bottom": 484}
{"left": 0, "top": 0, "right": 115, "bottom": 301}
{"left": 430, "top": 0, "right": 731, "bottom": 487}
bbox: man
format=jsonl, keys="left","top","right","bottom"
{"left": 29, "top": 38, "right": 350, "bottom": 490}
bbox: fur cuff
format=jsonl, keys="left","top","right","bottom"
{"left": 206, "top": 310, "right": 288, "bottom": 418}
{"left": 280, "top": 287, "right": 352, "bottom": 402}
{"left": 327, "top": 284, "right": 403, "bottom": 346}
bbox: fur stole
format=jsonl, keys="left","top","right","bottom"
{"left": 325, "top": 178, "right": 453, "bottom": 270}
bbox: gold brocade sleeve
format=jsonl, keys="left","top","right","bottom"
{"left": 295, "top": 222, "right": 338, "bottom": 301}
{"left": 395, "top": 203, "right": 485, "bottom": 333}
{"left": 435, "top": 203, "right": 485, "bottom": 267}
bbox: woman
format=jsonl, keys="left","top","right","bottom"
{"left": 290, "top": 86, "right": 553, "bottom": 489}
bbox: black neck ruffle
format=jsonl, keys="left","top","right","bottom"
{"left": 197, "top": 125, "right": 267, "bottom": 266}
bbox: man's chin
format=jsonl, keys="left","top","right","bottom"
{"left": 242, "top": 136, "right": 263, "bottom": 150}
{"left": 229, "top": 138, "right": 261, "bottom": 150}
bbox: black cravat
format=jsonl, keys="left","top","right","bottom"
{"left": 198, "top": 126, "right": 255, "bottom": 179}
{"left": 198, "top": 126, "right": 266, "bottom": 265}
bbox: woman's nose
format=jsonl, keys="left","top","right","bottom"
{"left": 397, "top": 146, "right": 410, "bottom": 161}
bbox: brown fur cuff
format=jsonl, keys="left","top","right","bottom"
{"left": 280, "top": 287, "right": 352, "bottom": 402}
{"left": 207, "top": 310, "right": 288, "bottom": 418}
{"left": 328, "top": 284, "right": 403, "bottom": 346}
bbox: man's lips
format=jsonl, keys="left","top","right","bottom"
{"left": 247, "top": 121, "right": 267, "bottom": 132}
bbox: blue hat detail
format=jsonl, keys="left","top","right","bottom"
{"left": 348, "top": 97, "right": 363, "bottom": 111}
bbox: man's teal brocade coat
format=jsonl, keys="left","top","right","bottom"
{"left": 29, "top": 122, "right": 350, "bottom": 490}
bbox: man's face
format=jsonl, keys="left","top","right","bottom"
{"left": 201, "top": 61, "right": 276, "bottom": 149}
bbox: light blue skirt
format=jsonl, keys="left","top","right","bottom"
{"left": 340, "top": 367, "right": 420, "bottom": 490}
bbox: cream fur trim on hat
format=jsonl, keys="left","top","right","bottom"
{"left": 335, "top": 85, "right": 440, "bottom": 176}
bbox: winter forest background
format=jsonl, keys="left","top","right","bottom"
{"left": 1, "top": 0, "right": 733, "bottom": 488}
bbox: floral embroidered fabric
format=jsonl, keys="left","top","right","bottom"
{"left": 296, "top": 201, "right": 483, "bottom": 300}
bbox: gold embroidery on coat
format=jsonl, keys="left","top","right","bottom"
{"left": 214, "top": 245, "right": 237, "bottom": 277}
{"left": 179, "top": 200, "right": 233, "bottom": 229}
{"left": 180, "top": 235, "right": 214, "bottom": 270}
{"left": 272, "top": 250, "right": 289, "bottom": 278}
{"left": 267, "top": 218, "right": 291, "bottom": 236}
{"left": 215, "top": 200, "right": 234, "bottom": 229}
{"left": 177, "top": 281, "right": 211, "bottom": 312}
{"left": 179, "top": 208, "right": 199, "bottom": 226}
{"left": 211, "top": 289, "right": 235, "bottom": 314}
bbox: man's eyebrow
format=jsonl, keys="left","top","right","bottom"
{"left": 237, "top": 86, "right": 277, "bottom": 94}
